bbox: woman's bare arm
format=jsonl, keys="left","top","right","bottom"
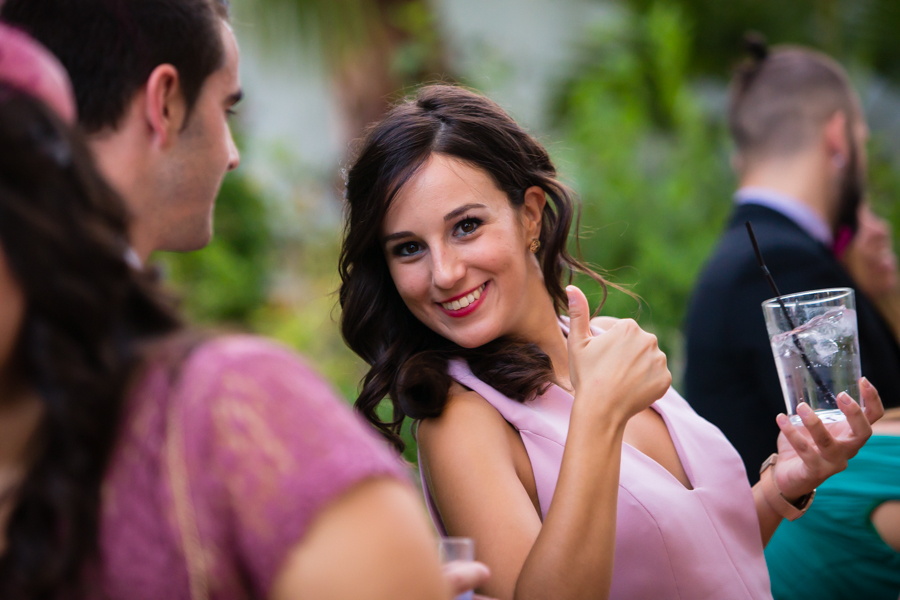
{"left": 420, "top": 287, "right": 670, "bottom": 600}
{"left": 419, "top": 391, "right": 626, "bottom": 600}
{"left": 269, "top": 478, "right": 449, "bottom": 600}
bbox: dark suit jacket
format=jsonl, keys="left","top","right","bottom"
{"left": 685, "top": 203, "right": 900, "bottom": 483}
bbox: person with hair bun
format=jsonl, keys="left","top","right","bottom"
{"left": 685, "top": 40, "right": 900, "bottom": 484}
{"left": 339, "top": 84, "right": 884, "bottom": 600}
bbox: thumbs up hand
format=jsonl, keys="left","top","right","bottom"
{"left": 566, "top": 285, "right": 671, "bottom": 424}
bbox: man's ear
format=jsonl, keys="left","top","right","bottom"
{"left": 522, "top": 186, "right": 547, "bottom": 240}
{"left": 823, "top": 110, "right": 850, "bottom": 168}
{"left": 144, "top": 64, "right": 187, "bottom": 149}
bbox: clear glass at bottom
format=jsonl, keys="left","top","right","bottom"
{"left": 439, "top": 537, "right": 475, "bottom": 600}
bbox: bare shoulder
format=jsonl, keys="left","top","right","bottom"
{"left": 418, "top": 385, "right": 512, "bottom": 460}
{"left": 871, "top": 501, "right": 900, "bottom": 553}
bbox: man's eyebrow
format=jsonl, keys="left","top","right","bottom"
{"left": 226, "top": 89, "right": 243, "bottom": 106}
{"left": 443, "top": 203, "right": 486, "bottom": 222}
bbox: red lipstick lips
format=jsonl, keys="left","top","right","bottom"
{"left": 437, "top": 282, "right": 489, "bottom": 318}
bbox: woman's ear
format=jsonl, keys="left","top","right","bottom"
{"left": 521, "top": 186, "right": 547, "bottom": 239}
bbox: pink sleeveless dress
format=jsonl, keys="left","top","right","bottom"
{"left": 420, "top": 319, "right": 773, "bottom": 599}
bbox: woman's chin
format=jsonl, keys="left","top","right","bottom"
{"left": 437, "top": 324, "right": 499, "bottom": 349}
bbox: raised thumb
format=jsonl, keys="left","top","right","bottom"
{"left": 566, "top": 285, "right": 592, "bottom": 344}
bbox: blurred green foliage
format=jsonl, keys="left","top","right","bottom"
{"left": 553, "top": 0, "right": 900, "bottom": 387}
{"left": 623, "top": 0, "right": 900, "bottom": 82}
{"left": 158, "top": 170, "right": 274, "bottom": 325}
{"left": 552, "top": 3, "right": 735, "bottom": 384}
{"left": 161, "top": 0, "right": 900, "bottom": 458}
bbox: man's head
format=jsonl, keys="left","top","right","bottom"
{"left": 1, "top": 0, "right": 242, "bottom": 258}
{"left": 728, "top": 43, "right": 867, "bottom": 233}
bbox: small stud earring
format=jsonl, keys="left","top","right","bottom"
{"left": 529, "top": 239, "right": 541, "bottom": 253}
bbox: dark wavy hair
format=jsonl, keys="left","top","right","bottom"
{"left": 339, "top": 85, "right": 624, "bottom": 452}
{"left": 0, "top": 85, "right": 181, "bottom": 599}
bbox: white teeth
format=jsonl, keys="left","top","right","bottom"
{"left": 441, "top": 284, "right": 486, "bottom": 311}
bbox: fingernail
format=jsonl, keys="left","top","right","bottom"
{"left": 862, "top": 377, "right": 871, "bottom": 388}
{"left": 797, "top": 403, "right": 813, "bottom": 416}
{"left": 839, "top": 393, "right": 853, "bottom": 406}
{"left": 776, "top": 413, "right": 788, "bottom": 426}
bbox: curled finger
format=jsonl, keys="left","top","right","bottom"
{"left": 837, "top": 391, "right": 872, "bottom": 445}
{"left": 860, "top": 377, "right": 885, "bottom": 424}
{"left": 777, "top": 413, "right": 820, "bottom": 466}
{"left": 443, "top": 561, "right": 490, "bottom": 596}
{"left": 795, "top": 403, "right": 844, "bottom": 463}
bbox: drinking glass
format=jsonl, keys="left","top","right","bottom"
{"left": 439, "top": 537, "right": 475, "bottom": 600}
{"left": 762, "top": 287, "right": 861, "bottom": 425}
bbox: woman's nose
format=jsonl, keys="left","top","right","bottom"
{"left": 431, "top": 246, "right": 465, "bottom": 290}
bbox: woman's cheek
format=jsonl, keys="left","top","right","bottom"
{"left": 393, "top": 264, "right": 435, "bottom": 315}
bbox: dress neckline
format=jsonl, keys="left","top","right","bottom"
{"left": 554, "top": 316, "right": 695, "bottom": 491}
{"left": 543, "top": 377, "right": 696, "bottom": 491}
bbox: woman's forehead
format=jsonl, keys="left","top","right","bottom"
{"left": 383, "top": 155, "right": 506, "bottom": 229}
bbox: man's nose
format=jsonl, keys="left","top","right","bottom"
{"left": 226, "top": 129, "right": 240, "bottom": 171}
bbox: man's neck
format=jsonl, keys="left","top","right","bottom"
{"left": 738, "top": 155, "right": 835, "bottom": 228}
{"left": 88, "top": 129, "right": 156, "bottom": 263}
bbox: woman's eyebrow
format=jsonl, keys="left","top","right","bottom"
{"left": 383, "top": 203, "right": 487, "bottom": 244}
{"left": 443, "top": 203, "right": 486, "bottom": 222}
{"left": 383, "top": 230, "right": 413, "bottom": 244}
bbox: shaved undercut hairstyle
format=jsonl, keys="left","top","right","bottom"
{"left": 1, "top": 0, "right": 230, "bottom": 133}
{"left": 728, "top": 39, "right": 860, "bottom": 160}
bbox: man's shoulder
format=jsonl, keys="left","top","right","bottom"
{"left": 686, "top": 206, "right": 844, "bottom": 345}
{"left": 696, "top": 208, "right": 834, "bottom": 292}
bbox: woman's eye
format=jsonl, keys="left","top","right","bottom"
{"left": 456, "top": 218, "right": 482, "bottom": 236}
{"left": 394, "top": 242, "right": 421, "bottom": 257}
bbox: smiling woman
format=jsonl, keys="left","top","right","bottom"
{"left": 338, "top": 84, "right": 885, "bottom": 600}
{"left": 339, "top": 85, "right": 621, "bottom": 441}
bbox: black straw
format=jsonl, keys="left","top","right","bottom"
{"left": 745, "top": 221, "right": 836, "bottom": 405}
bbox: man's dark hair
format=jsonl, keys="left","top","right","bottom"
{"left": 729, "top": 41, "right": 859, "bottom": 160}
{"left": 1, "top": 0, "right": 230, "bottom": 133}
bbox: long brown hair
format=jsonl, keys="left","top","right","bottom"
{"left": 0, "top": 85, "right": 181, "bottom": 599}
{"left": 339, "top": 85, "right": 623, "bottom": 452}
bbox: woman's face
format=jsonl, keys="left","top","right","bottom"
{"left": 0, "top": 246, "right": 25, "bottom": 383}
{"left": 381, "top": 153, "right": 547, "bottom": 348}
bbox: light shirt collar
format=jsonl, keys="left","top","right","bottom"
{"left": 124, "top": 247, "right": 143, "bottom": 270}
{"left": 735, "top": 186, "right": 833, "bottom": 247}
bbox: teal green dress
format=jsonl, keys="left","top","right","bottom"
{"left": 765, "top": 435, "right": 900, "bottom": 599}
